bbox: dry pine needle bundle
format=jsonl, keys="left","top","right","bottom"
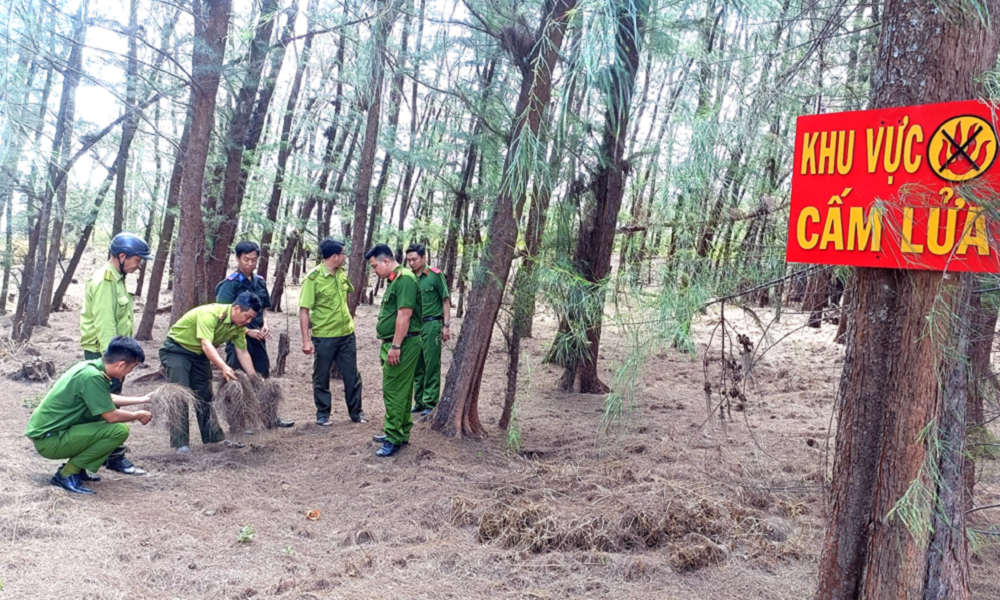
{"left": 216, "top": 372, "right": 265, "bottom": 435}
{"left": 148, "top": 384, "right": 197, "bottom": 430}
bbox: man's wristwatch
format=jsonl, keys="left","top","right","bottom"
{"left": 390, "top": 344, "right": 401, "bottom": 350}
{"left": 443, "top": 322, "right": 450, "bottom": 327}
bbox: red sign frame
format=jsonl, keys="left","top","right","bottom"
{"left": 786, "top": 100, "right": 1000, "bottom": 272}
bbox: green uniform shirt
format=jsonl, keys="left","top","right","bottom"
{"left": 376, "top": 267, "right": 422, "bottom": 340}
{"left": 25, "top": 359, "right": 114, "bottom": 439}
{"left": 80, "top": 262, "right": 133, "bottom": 353}
{"left": 165, "top": 304, "right": 247, "bottom": 354}
{"left": 417, "top": 266, "right": 450, "bottom": 319}
{"left": 215, "top": 271, "right": 271, "bottom": 330}
{"left": 299, "top": 264, "right": 355, "bottom": 338}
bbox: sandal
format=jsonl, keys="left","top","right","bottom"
{"left": 222, "top": 439, "right": 246, "bottom": 449}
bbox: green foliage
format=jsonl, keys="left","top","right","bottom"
{"left": 21, "top": 395, "right": 42, "bottom": 410}
{"left": 237, "top": 526, "right": 256, "bottom": 544}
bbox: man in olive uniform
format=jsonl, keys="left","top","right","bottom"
{"left": 159, "top": 292, "right": 261, "bottom": 453}
{"left": 79, "top": 232, "right": 153, "bottom": 475}
{"left": 26, "top": 336, "right": 153, "bottom": 494}
{"left": 405, "top": 243, "right": 451, "bottom": 417}
{"left": 215, "top": 240, "right": 293, "bottom": 428}
{"left": 366, "top": 244, "right": 422, "bottom": 457}
{"left": 299, "top": 238, "right": 365, "bottom": 425}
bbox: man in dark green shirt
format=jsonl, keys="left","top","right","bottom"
{"left": 299, "top": 238, "right": 365, "bottom": 425}
{"left": 366, "top": 243, "right": 422, "bottom": 457}
{"left": 215, "top": 240, "right": 293, "bottom": 428}
{"left": 25, "top": 336, "right": 153, "bottom": 494}
{"left": 159, "top": 292, "right": 261, "bottom": 452}
{"left": 405, "top": 243, "right": 451, "bottom": 416}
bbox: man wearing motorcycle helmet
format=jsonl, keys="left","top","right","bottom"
{"left": 79, "top": 232, "right": 153, "bottom": 476}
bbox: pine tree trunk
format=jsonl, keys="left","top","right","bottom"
{"left": 817, "top": 2, "right": 1000, "bottom": 597}
{"left": 562, "top": 0, "right": 648, "bottom": 394}
{"left": 170, "top": 0, "right": 230, "bottom": 323}
{"left": 111, "top": 0, "right": 140, "bottom": 236}
{"left": 19, "top": 6, "right": 87, "bottom": 339}
{"left": 206, "top": 0, "right": 280, "bottom": 285}
{"left": 432, "top": 0, "right": 579, "bottom": 438}
{"left": 258, "top": 2, "right": 311, "bottom": 279}
{"left": 346, "top": 0, "right": 400, "bottom": 315}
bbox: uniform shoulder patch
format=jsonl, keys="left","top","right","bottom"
{"left": 255, "top": 273, "right": 266, "bottom": 281}
{"left": 104, "top": 269, "right": 116, "bottom": 282}
{"left": 227, "top": 272, "right": 240, "bottom": 281}
{"left": 430, "top": 266, "right": 442, "bottom": 274}
{"left": 307, "top": 269, "right": 320, "bottom": 281}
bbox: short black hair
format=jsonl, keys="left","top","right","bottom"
{"left": 235, "top": 240, "right": 260, "bottom": 257}
{"left": 320, "top": 238, "right": 345, "bottom": 259}
{"left": 233, "top": 291, "right": 262, "bottom": 313}
{"left": 364, "top": 244, "right": 394, "bottom": 261}
{"left": 406, "top": 243, "right": 426, "bottom": 257}
{"left": 103, "top": 336, "right": 145, "bottom": 365}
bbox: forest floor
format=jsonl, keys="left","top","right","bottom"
{"left": 2, "top": 255, "right": 1000, "bottom": 599}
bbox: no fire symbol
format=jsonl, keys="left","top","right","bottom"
{"left": 928, "top": 115, "right": 998, "bottom": 182}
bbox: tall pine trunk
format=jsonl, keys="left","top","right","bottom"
{"left": 561, "top": 0, "right": 648, "bottom": 393}
{"left": 170, "top": 0, "right": 230, "bottom": 323}
{"left": 817, "top": 2, "right": 1000, "bottom": 597}
{"left": 432, "top": 0, "right": 578, "bottom": 438}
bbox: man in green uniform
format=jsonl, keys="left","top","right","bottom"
{"left": 26, "top": 336, "right": 153, "bottom": 494}
{"left": 405, "top": 243, "right": 451, "bottom": 417}
{"left": 299, "top": 238, "right": 365, "bottom": 425}
{"left": 159, "top": 292, "right": 261, "bottom": 453}
{"left": 366, "top": 243, "right": 422, "bottom": 457}
{"left": 215, "top": 240, "right": 293, "bottom": 428}
{"left": 80, "top": 232, "right": 153, "bottom": 476}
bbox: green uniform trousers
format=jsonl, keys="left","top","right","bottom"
{"left": 84, "top": 350, "right": 123, "bottom": 394}
{"left": 413, "top": 319, "right": 443, "bottom": 410}
{"left": 380, "top": 335, "right": 421, "bottom": 445}
{"left": 33, "top": 421, "right": 129, "bottom": 472}
{"left": 312, "top": 334, "right": 363, "bottom": 421}
{"left": 159, "top": 338, "right": 225, "bottom": 448}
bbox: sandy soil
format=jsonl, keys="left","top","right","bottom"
{"left": 1, "top": 254, "right": 999, "bottom": 599}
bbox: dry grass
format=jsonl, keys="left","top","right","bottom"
{"left": 216, "top": 372, "right": 265, "bottom": 436}
{"left": 250, "top": 374, "right": 284, "bottom": 427}
{"left": 147, "top": 383, "right": 196, "bottom": 430}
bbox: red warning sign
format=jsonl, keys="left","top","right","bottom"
{"left": 786, "top": 100, "right": 1000, "bottom": 272}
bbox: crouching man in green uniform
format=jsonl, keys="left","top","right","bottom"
{"left": 405, "top": 243, "right": 451, "bottom": 416}
{"left": 159, "top": 292, "right": 261, "bottom": 453}
{"left": 25, "top": 336, "right": 153, "bottom": 495}
{"left": 366, "top": 244, "right": 422, "bottom": 457}
{"left": 80, "top": 232, "right": 153, "bottom": 475}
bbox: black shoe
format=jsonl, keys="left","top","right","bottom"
{"left": 105, "top": 453, "right": 147, "bottom": 476}
{"left": 411, "top": 406, "right": 424, "bottom": 413}
{"left": 274, "top": 417, "right": 295, "bottom": 428}
{"left": 51, "top": 471, "right": 95, "bottom": 495}
{"left": 420, "top": 408, "right": 433, "bottom": 417}
{"left": 316, "top": 417, "right": 333, "bottom": 426}
{"left": 375, "top": 441, "right": 400, "bottom": 457}
{"left": 372, "top": 434, "right": 408, "bottom": 445}
{"left": 352, "top": 412, "right": 369, "bottom": 424}
{"left": 61, "top": 464, "right": 100, "bottom": 482}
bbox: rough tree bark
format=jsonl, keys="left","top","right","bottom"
{"left": 111, "top": 0, "right": 140, "bottom": 236}
{"left": 346, "top": 0, "right": 400, "bottom": 315}
{"left": 170, "top": 0, "right": 230, "bottom": 323}
{"left": 817, "top": 1, "right": 1000, "bottom": 598}
{"left": 206, "top": 0, "right": 279, "bottom": 285}
{"left": 432, "top": 0, "right": 579, "bottom": 438}
{"left": 561, "top": 0, "right": 648, "bottom": 393}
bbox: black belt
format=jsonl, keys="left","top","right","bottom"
{"left": 379, "top": 331, "right": 420, "bottom": 342}
{"left": 423, "top": 316, "right": 442, "bottom": 322}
